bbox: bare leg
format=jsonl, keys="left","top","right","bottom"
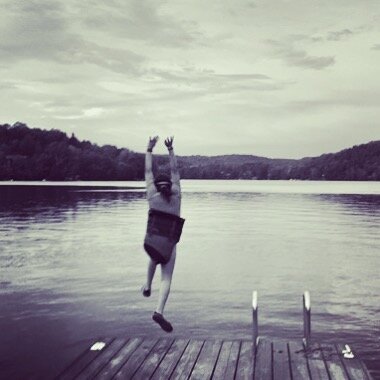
{"left": 156, "top": 246, "right": 176, "bottom": 315}
{"left": 143, "top": 258, "right": 157, "bottom": 295}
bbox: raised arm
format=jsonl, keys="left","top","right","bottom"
{"left": 164, "top": 137, "right": 180, "bottom": 186}
{"left": 145, "top": 136, "right": 159, "bottom": 197}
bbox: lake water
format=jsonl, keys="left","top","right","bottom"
{"left": 0, "top": 180, "right": 379, "bottom": 379}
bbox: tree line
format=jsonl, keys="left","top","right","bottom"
{"left": 0, "top": 122, "right": 379, "bottom": 181}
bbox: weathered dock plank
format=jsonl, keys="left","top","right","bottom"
{"left": 113, "top": 338, "right": 157, "bottom": 379}
{"left": 288, "top": 341, "right": 311, "bottom": 380}
{"left": 76, "top": 338, "right": 127, "bottom": 380}
{"left": 336, "top": 343, "right": 371, "bottom": 380}
{"left": 235, "top": 341, "right": 254, "bottom": 380}
{"left": 254, "top": 339, "right": 272, "bottom": 380}
{"left": 320, "top": 343, "right": 350, "bottom": 380}
{"left": 150, "top": 339, "right": 189, "bottom": 380}
{"left": 273, "top": 340, "right": 291, "bottom": 380}
{"left": 189, "top": 340, "right": 222, "bottom": 379}
{"left": 132, "top": 338, "right": 174, "bottom": 380}
{"left": 306, "top": 342, "right": 329, "bottom": 380}
{"left": 56, "top": 336, "right": 373, "bottom": 380}
{"left": 170, "top": 339, "right": 204, "bottom": 380}
{"left": 212, "top": 340, "right": 240, "bottom": 380}
{"left": 94, "top": 337, "right": 142, "bottom": 379}
{"left": 57, "top": 337, "right": 113, "bottom": 380}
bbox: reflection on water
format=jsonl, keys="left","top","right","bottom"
{"left": 0, "top": 181, "right": 379, "bottom": 379}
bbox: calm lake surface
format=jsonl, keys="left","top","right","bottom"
{"left": 0, "top": 180, "right": 379, "bottom": 379}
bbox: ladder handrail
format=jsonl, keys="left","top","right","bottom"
{"left": 252, "top": 290, "right": 259, "bottom": 346}
{"left": 303, "top": 290, "right": 311, "bottom": 347}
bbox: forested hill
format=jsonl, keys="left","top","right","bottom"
{"left": 0, "top": 122, "right": 379, "bottom": 181}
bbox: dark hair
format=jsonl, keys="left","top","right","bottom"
{"left": 154, "top": 173, "right": 172, "bottom": 186}
{"left": 154, "top": 173, "right": 172, "bottom": 201}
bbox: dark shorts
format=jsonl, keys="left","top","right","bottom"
{"left": 144, "top": 209, "right": 185, "bottom": 264}
{"left": 144, "top": 242, "right": 171, "bottom": 264}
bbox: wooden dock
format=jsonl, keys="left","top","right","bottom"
{"left": 57, "top": 336, "right": 373, "bottom": 379}
{"left": 56, "top": 292, "right": 374, "bottom": 379}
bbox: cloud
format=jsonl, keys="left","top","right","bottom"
{"left": 246, "top": 1, "right": 256, "bottom": 8}
{"left": 53, "top": 107, "right": 107, "bottom": 120}
{"left": 147, "top": 68, "right": 271, "bottom": 84}
{"left": 57, "top": 40, "right": 144, "bottom": 75}
{"left": 0, "top": 0, "right": 378, "bottom": 158}
{"left": 0, "top": 0, "right": 66, "bottom": 59}
{"left": 286, "top": 52, "right": 335, "bottom": 70}
{"left": 266, "top": 39, "right": 335, "bottom": 70}
{"left": 79, "top": 0, "right": 202, "bottom": 47}
{"left": 288, "top": 28, "right": 355, "bottom": 44}
{"left": 287, "top": 93, "right": 380, "bottom": 112}
{"left": 0, "top": 81, "right": 17, "bottom": 90}
{"left": 137, "top": 67, "right": 286, "bottom": 100}
{"left": 327, "top": 29, "right": 353, "bottom": 41}
{"left": 0, "top": 0, "right": 145, "bottom": 74}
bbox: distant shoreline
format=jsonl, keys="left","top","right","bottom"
{"left": 1, "top": 180, "right": 379, "bottom": 195}
{"left": 0, "top": 181, "right": 145, "bottom": 189}
{"left": 1, "top": 124, "right": 379, "bottom": 181}
{"left": 1, "top": 179, "right": 379, "bottom": 185}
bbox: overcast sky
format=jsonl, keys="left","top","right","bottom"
{"left": 0, "top": 0, "right": 379, "bottom": 158}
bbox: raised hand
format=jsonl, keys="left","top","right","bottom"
{"left": 147, "top": 136, "right": 159, "bottom": 151}
{"left": 164, "top": 136, "right": 174, "bottom": 150}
